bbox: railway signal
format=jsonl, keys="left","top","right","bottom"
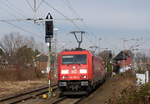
{"left": 45, "top": 13, "right": 53, "bottom": 42}
{"left": 45, "top": 12, "right": 54, "bottom": 97}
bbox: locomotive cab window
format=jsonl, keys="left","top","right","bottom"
{"left": 62, "top": 55, "right": 87, "bottom": 64}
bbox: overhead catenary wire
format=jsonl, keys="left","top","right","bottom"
{"left": 0, "top": 1, "right": 20, "bottom": 19}
{"left": 62, "top": 0, "right": 88, "bottom": 31}
{"left": 0, "top": 0, "right": 45, "bottom": 39}
{"left": 42, "top": 0, "right": 81, "bottom": 30}
{"left": 63, "top": 0, "right": 93, "bottom": 33}
{"left": 5, "top": 0, "right": 28, "bottom": 18}
{"left": 62, "top": 0, "right": 96, "bottom": 47}
{"left": 1, "top": 0, "right": 44, "bottom": 23}
{"left": 36, "top": 0, "right": 44, "bottom": 11}
{"left": 25, "top": 0, "right": 34, "bottom": 12}
{"left": 0, "top": 5, "right": 44, "bottom": 39}
{"left": 0, "top": 17, "right": 45, "bottom": 39}
{"left": 63, "top": 0, "right": 81, "bottom": 18}
{"left": 62, "top": 1, "right": 93, "bottom": 31}
{"left": 1, "top": 21, "right": 44, "bottom": 39}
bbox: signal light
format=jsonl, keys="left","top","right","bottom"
{"left": 80, "top": 69, "right": 87, "bottom": 74}
{"left": 45, "top": 12, "right": 53, "bottom": 43}
{"left": 80, "top": 75, "right": 87, "bottom": 79}
{"left": 61, "top": 69, "right": 69, "bottom": 74}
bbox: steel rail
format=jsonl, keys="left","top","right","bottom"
{"left": 0, "top": 85, "right": 57, "bottom": 104}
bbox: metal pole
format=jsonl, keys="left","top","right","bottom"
{"left": 48, "top": 39, "right": 53, "bottom": 97}
{"left": 34, "top": 0, "right": 37, "bottom": 16}
{"left": 145, "top": 71, "right": 149, "bottom": 83}
{"left": 33, "top": 0, "right": 36, "bottom": 23}
{"left": 99, "top": 38, "right": 101, "bottom": 53}
{"left": 123, "top": 39, "right": 128, "bottom": 69}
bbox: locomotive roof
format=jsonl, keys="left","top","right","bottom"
{"left": 59, "top": 49, "right": 103, "bottom": 59}
{"left": 59, "top": 49, "right": 103, "bottom": 62}
{"left": 60, "top": 48, "right": 93, "bottom": 55}
{"left": 63, "top": 48, "right": 86, "bottom": 51}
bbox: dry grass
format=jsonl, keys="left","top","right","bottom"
{"left": 111, "top": 83, "right": 150, "bottom": 104}
{"left": 107, "top": 71, "right": 150, "bottom": 104}
{"left": 0, "top": 79, "right": 47, "bottom": 97}
{"left": 0, "top": 66, "right": 44, "bottom": 81}
{"left": 0, "top": 66, "right": 57, "bottom": 97}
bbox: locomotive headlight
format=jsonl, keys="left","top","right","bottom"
{"left": 61, "top": 69, "right": 69, "bottom": 74}
{"left": 80, "top": 69, "right": 87, "bottom": 74}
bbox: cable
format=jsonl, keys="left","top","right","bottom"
{"left": 43, "top": 0, "right": 81, "bottom": 30}
{"left": 62, "top": 0, "right": 96, "bottom": 46}
{"left": 25, "top": 0, "right": 44, "bottom": 16}
{"left": 25, "top": 0, "right": 34, "bottom": 11}
{"left": 0, "top": 2, "right": 19, "bottom": 19}
{"left": 0, "top": 7, "right": 43, "bottom": 39}
{"left": 63, "top": 0, "right": 81, "bottom": 18}
{"left": 0, "top": 0, "right": 45, "bottom": 39}
{"left": 36, "top": 0, "right": 44, "bottom": 11}
{"left": 1, "top": 21, "right": 44, "bottom": 39}
{"left": 63, "top": 0, "right": 89, "bottom": 31}
{"left": 62, "top": 0, "right": 90, "bottom": 31}
{"left": 5, "top": 0, "right": 28, "bottom": 18}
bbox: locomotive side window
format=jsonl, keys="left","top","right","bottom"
{"left": 62, "top": 55, "right": 87, "bottom": 64}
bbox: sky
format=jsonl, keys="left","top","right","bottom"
{"left": 0, "top": 0, "right": 150, "bottom": 54}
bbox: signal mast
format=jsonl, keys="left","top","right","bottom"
{"left": 45, "top": 12, "right": 53, "bottom": 97}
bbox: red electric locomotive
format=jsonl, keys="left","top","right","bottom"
{"left": 57, "top": 48, "right": 106, "bottom": 95}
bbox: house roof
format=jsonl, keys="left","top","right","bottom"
{"left": 113, "top": 50, "right": 133, "bottom": 61}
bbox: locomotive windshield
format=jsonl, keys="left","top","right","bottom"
{"left": 62, "top": 54, "right": 87, "bottom": 64}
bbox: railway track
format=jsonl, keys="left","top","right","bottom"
{"left": 51, "top": 96, "right": 85, "bottom": 104}
{"left": 0, "top": 85, "right": 57, "bottom": 104}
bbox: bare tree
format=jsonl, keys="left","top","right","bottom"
{"left": 98, "top": 50, "right": 113, "bottom": 72}
{"left": 0, "top": 32, "right": 41, "bottom": 65}
{"left": 0, "top": 32, "right": 27, "bottom": 56}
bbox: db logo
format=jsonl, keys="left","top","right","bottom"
{"left": 71, "top": 70, "right": 77, "bottom": 74}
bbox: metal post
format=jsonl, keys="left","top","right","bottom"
{"left": 33, "top": 0, "right": 37, "bottom": 23}
{"left": 99, "top": 38, "right": 101, "bottom": 53}
{"left": 48, "top": 39, "right": 53, "bottom": 97}
{"left": 123, "top": 39, "right": 127, "bottom": 69}
{"left": 145, "top": 71, "right": 149, "bottom": 83}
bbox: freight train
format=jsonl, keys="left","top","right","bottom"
{"left": 57, "top": 48, "right": 106, "bottom": 95}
